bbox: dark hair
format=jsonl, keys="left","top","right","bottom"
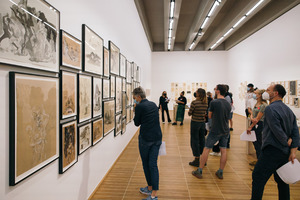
{"left": 197, "top": 88, "right": 207, "bottom": 104}
{"left": 181, "top": 91, "right": 185, "bottom": 95}
{"left": 247, "top": 83, "right": 254, "bottom": 88}
{"left": 274, "top": 84, "right": 286, "bottom": 98}
{"left": 133, "top": 87, "right": 146, "bottom": 98}
{"left": 225, "top": 85, "right": 229, "bottom": 92}
{"left": 216, "top": 84, "right": 226, "bottom": 96}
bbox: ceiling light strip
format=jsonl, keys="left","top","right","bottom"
{"left": 168, "top": 0, "right": 176, "bottom": 50}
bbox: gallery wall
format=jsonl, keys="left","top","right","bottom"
{"left": 0, "top": 0, "right": 151, "bottom": 200}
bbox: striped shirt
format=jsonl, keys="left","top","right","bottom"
{"left": 188, "top": 99, "right": 208, "bottom": 122}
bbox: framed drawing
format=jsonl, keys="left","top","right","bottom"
{"left": 136, "top": 66, "right": 141, "bottom": 83}
{"left": 120, "top": 54, "right": 126, "bottom": 77}
{"left": 126, "top": 60, "right": 132, "bottom": 83}
{"left": 109, "top": 41, "right": 120, "bottom": 75}
{"left": 131, "top": 107, "right": 134, "bottom": 121}
{"left": 133, "top": 62, "right": 137, "bottom": 81}
{"left": 60, "top": 30, "right": 82, "bottom": 70}
{"left": 78, "top": 75, "right": 92, "bottom": 123}
{"left": 126, "top": 83, "right": 132, "bottom": 107}
{"left": 59, "top": 120, "right": 77, "bottom": 174}
{"left": 122, "top": 92, "right": 126, "bottom": 119}
{"left": 126, "top": 107, "right": 131, "bottom": 124}
{"left": 103, "top": 100, "right": 115, "bottom": 136}
{"left": 78, "top": 123, "right": 92, "bottom": 154}
{"left": 115, "top": 113, "right": 122, "bottom": 136}
{"left": 297, "top": 81, "right": 300, "bottom": 96}
{"left": 92, "top": 118, "right": 103, "bottom": 145}
{"left": 289, "top": 96, "right": 294, "bottom": 106}
{"left": 103, "top": 47, "right": 110, "bottom": 78}
{"left": 93, "top": 77, "right": 102, "bottom": 117}
{"left": 116, "top": 77, "right": 122, "bottom": 113}
{"left": 122, "top": 78, "right": 126, "bottom": 92}
{"left": 121, "top": 118, "right": 126, "bottom": 135}
{"left": 294, "top": 97, "right": 299, "bottom": 108}
{"left": 103, "top": 79, "right": 110, "bottom": 99}
{"left": 289, "top": 81, "right": 297, "bottom": 96}
{"left": 9, "top": 72, "right": 59, "bottom": 185}
{"left": 110, "top": 75, "right": 116, "bottom": 98}
{"left": 82, "top": 25, "right": 103, "bottom": 75}
{"left": 61, "top": 71, "right": 77, "bottom": 120}
{"left": 0, "top": 0, "right": 60, "bottom": 72}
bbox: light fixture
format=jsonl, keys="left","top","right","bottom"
{"left": 169, "top": 18, "right": 174, "bottom": 29}
{"left": 223, "top": 28, "right": 233, "bottom": 37}
{"left": 233, "top": 15, "right": 246, "bottom": 28}
{"left": 170, "top": 0, "right": 175, "bottom": 18}
{"left": 189, "top": 42, "right": 195, "bottom": 50}
{"left": 200, "top": 17, "right": 209, "bottom": 29}
{"left": 207, "top": 0, "right": 220, "bottom": 17}
{"left": 216, "top": 36, "right": 224, "bottom": 44}
{"left": 168, "top": 30, "right": 172, "bottom": 38}
{"left": 246, "top": 0, "right": 264, "bottom": 16}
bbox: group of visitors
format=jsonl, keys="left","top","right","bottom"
{"left": 132, "top": 83, "right": 299, "bottom": 200}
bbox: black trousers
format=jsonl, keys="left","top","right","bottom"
{"left": 251, "top": 121, "right": 263, "bottom": 159}
{"left": 190, "top": 121, "right": 206, "bottom": 157}
{"left": 161, "top": 108, "right": 171, "bottom": 122}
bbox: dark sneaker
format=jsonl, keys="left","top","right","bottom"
{"left": 230, "top": 128, "right": 233, "bottom": 131}
{"left": 172, "top": 122, "right": 177, "bottom": 125}
{"left": 140, "top": 186, "right": 152, "bottom": 196}
{"left": 180, "top": 122, "right": 183, "bottom": 126}
{"left": 192, "top": 168, "right": 202, "bottom": 179}
{"left": 142, "top": 195, "right": 158, "bottom": 200}
{"left": 215, "top": 170, "right": 223, "bottom": 179}
{"left": 189, "top": 159, "right": 199, "bottom": 167}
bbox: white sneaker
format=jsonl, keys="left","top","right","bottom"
{"left": 216, "top": 152, "right": 221, "bottom": 157}
{"left": 210, "top": 152, "right": 221, "bottom": 156}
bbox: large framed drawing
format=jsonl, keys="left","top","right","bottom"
{"left": 103, "top": 100, "right": 115, "bottom": 136}
{"left": 82, "top": 24, "right": 103, "bottom": 75}
{"left": 120, "top": 54, "right": 126, "bottom": 78}
{"left": 110, "top": 75, "right": 115, "bottom": 98}
{"left": 92, "top": 118, "right": 103, "bottom": 145}
{"left": 103, "top": 47, "right": 110, "bottom": 78}
{"left": 93, "top": 77, "right": 102, "bottom": 117}
{"left": 126, "top": 83, "right": 132, "bottom": 107}
{"left": 78, "top": 122, "right": 92, "bottom": 154}
{"left": 59, "top": 120, "right": 77, "bottom": 174}
{"left": 78, "top": 75, "right": 92, "bottom": 123}
{"left": 121, "top": 118, "right": 126, "bottom": 135}
{"left": 109, "top": 41, "right": 120, "bottom": 75}
{"left": 122, "top": 92, "right": 126, "bottom": 119}
{"left": 61, "top": 71, "right": 77, "bottom": 120}
{"left": 289, "top": 81, "right": 297, "bottom": 96}
{"left": 0, "top": 0, "right": 60, "bottom": 72}
{"left": 9, "top": 72, "right": 59, "bottom": 185}
{"left": 103, "top": 79, "right": 110, "bottom": 99}
{"left": 116, "top": 77, "right": 122, "bottom": 113}
{"left": 60, "top": 30, "right": 82, "bottom": 70}
{"left": 126, "top": 60, "right": 132, "bottom": 83}
{"left": 115, "top": 113, "right": 122, "bottom": 136}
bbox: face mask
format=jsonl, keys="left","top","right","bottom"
{"left": 253, "top": 94, "right": 257, "bottom": 100}
{"left": 163, "top": 93, "right": 166, "bottom": 96}
{"left": 134, "top": 99, "right": 140, "bottom": 104}
{"left": 262, "top": 92, "right": 270, "bottom": 100}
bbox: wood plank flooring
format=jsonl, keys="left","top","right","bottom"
{"left": 89, "top": 112, "right": 300, "bottom": 200}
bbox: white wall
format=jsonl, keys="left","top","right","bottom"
{"left": 0, "top": 0, "right": 150, "bottom": 200}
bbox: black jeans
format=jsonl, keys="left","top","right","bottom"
{"left": 251, "top": 121, "right": 263, "bottom": 159}
{"left": 139, "top": 136, "right": 161, "bottom": 190}
{"left": 190, "top": 121, "right": 206, "bottom": 157}
{"left": 251, "top": 146, "right": 290, "bottom": 200}
{"left": 161, "top": 108, "right": 171, "bottom": 122}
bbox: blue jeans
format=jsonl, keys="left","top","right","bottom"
{"left": 205, "top": 132, "right": 229, "bottom": 149}
{"left": 190, "top": 121, "right": 206, "bottom": 157}
{"left": 251, "top": 145, "right": 290, "bottom": 200}
{"left": 139, "top": 136, "right": 161, "bottom": 190}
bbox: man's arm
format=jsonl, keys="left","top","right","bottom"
{"left": 290, "top": 115, "right": 300, "bottom": 149}
{"left": 134, "top": 106, "right": 141, "bottom": 126}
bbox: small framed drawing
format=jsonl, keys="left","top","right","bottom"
{"left": 82, "top": 24, "right": 103, "bottom": 75}
{"left": 60, "top": 30, "right": 82, "bottom": 70}
{"left": 289, "top": 96, "right": 294, "bottom": 106}
{"left": 122, "top": 78, "right": 126, "bottom": 92}
{"left": 103, "top": 100, "right": 115, "bottom": 136}
{"left": 9, "top": 72, "right": 59, "bottom": 185}
{"left": 297, "top": 81, "right": 300, "bottom": 96}
{"left": 126, "top": 107, "right": 131, "bottom": 124}
{"left": 133, "top": 63, "right": 138, "bottom": 81}
{"left": 0, "top": 0, "right": 60, "bottom": 73}
{"left": 110, "top": 75, "right": 116, "bottom": 98}
{"left": 93, "top": 77, "right": 102, "bottom": 117}
{"left": 136, "top": 66, "right": 141, "bottom": 83}
{"left": 289, "top": 81, "right": 297, "bottom": 96}
{"left": 78, "top": 75, "right": 92, "bottom": 123}
{"left": 59, "top": 120, "right": 77, "bottom": 174}
{"left": 109, "top": 41, "right": 120, "bottom": 75}
{"left": 116, "top": 77, "right": 122, "bottom": 113}
{"left": 92, "top": 118, "right": 103, "bottom": 145}
{"left": 78, "top": 122, "right": 92, "bottom": 154}
{"left": 122, "top": 92, "right": 126, "bottom": 119}
{"left": 126, "top": 83, "right": 132, "bottom": 107}
{"left": 131, "top": 107, "right": 134, "bottom": 121}
{"left": 115, "top": 113, "right": 122, "bottom": 136}
{"left": 126, "top": 60, "right": 132, "bottom": 83}
{"left": 294, "top": 97, "right": 299, "bottom": 108}
{"left": 120, "top": 54, "right": 126, "bottom": 78}
{"left": 121, "top": 118, "right": 126, "bottom": 135}
{"left": 103, "top": 79, "right": 110, "bottom": 99}
{"left": 61, "top": 71, "right": 77, "bottom": 120}
{"left": 103, "top": 47, "right": 110, "bottom": 78}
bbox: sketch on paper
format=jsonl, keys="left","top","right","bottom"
{"left": 122, "top": 92, "right": 126, "bottom": 118}
{"left": 120, "top": 54, "right": 126, "bottom": 77}
{"left": 122, "top": 118, "right": 126, "bottom": 134}
{"left": 294, "top": 97, "right": 299, "bottom": 108}
{"left": 103, "top": 79, "right": 110, "bottom": 99}
{"left": 93, "top": 118, "right": 103, "bottom": 145}
{"left": 126, "top": 84, "right": 131, "bottom": 107}
{"left": 0, "top": 0, "right": 60, "bottom": 72}
{"left": 126, "top": 60, "right": 131, "bottom": 83}
{"left": 126, "top": 107, "right": 131, "bottom": 124}
{"left": 62, "top": 71, "right": 76, "bottom": 119}
{"left": 103, "top": 100, "right": 115, "bottom": 135}
{"left": 103, "top": 47, "right": 109, "bottom": 77}
{"left": 136, "top": 66, "right": 140, "bottom": 82}
{"left": 79, "top": 123, "right": 91, "bottom": 154}
{"left": 82, "top": 25, "right": 103, "bottom": 75}
{"left": 79, "top": 75, "right": 91, "bottom": 123}
{"left": 110, "top": 76, "right": 115, "bottom": 98}
{"left": 289, "top": 81, "right": 297, "bottom": 96}
{"left": 109, "top": 41, "right": 119, "bottom": 75}
{"left": 61, "top": 31, "right": 81, "bottom": 70}
{"left": 93, "top": 77, "right": 102, "bottom": 117}
{"left": 115, "top": 113, "right": 122, "bottom": 136}
{"left": 122, "top": 78, "right": 126, "bottom": 92}
{"left": 116, "top": 77, "right": 122, "bottom": 113}
{"left": 131, "top": 107, "right": 134, "bottom": 121}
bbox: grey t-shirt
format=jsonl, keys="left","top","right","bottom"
{"left": 209, "top": 98, "right": 232, "bottom": 135}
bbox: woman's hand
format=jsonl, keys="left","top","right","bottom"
{"left": 247, "top": 127, "right": 252, "bottom": 135}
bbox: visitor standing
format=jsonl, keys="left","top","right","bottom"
{"left": 172, "top": 91, "right": 187, "bottom": 126}
{"left": 159, "top": 91, "right": 171, "bottom": 124}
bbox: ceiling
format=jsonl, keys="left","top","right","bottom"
{"left": 134, "top": 0, "right": 300, "bottom": 51}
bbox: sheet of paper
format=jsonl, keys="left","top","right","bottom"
{"left": 240, "top": 130, "right": 256, "bottom": 141}
{"left": 276, "top": 159, "right": 300, "bottom": 184}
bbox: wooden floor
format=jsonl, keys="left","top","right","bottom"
{"left": 90, "top": 112, "right": 300, "bottom": 200}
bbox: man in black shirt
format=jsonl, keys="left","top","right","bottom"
{"left": 159, "top": 91, "right": 171, "bottom": 123}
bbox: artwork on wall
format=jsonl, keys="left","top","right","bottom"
{"left": 126, "top": 107, "right": 131, "bottom": 124}
{"left": 0, "top": 0, "right": 60, "bottom": 72}
{"left": 92, "top": 118, "right": 103, "bottom": 145}
{"left": 103, "top": 79, "right": 110, "bottom": 99}
{"left": 9, "top": 72, "right": 59, "bottom": 185}
{"left": 297, "top": 81, "right": 300, "bottom": 96}
{"left": 126, "top": 60, "right": 132, "bottom": 83}
{"left": 126, "top": 83, "right": 132, "bottom": 107}
{"left": 122, "top": 92, "right": 126, "bottom": 119}
{"left": 131, "top": 107, "right": 134, "bottom": 121}
{"left": 109, "top": 41, "right": 120, "bottom": 75}
{"left": 122, "top": 118, "right": 126, "bottom": 135}
{"left": 289, "top": 81, "right": 297, "bottom": 96}
{"left": 82, "top": 25, "right": 103, "bottom": 75}
{"left": 103, "top": 100, "right": 115, "bottom": 136}
{"left": 133, "top": 62, "right": 137, "bottom": 81}
{"left": 59, "top": 120, "right": 77, "bottom": 174}
{"left": 93, "top": 77, "right": 102, "bottom": 117}
{"left": 115, "top": 113, "right": 122, "bottom": 136}
{"left": 61, "top": 71, "right": 77, "bottom": 120}
{"left": 294, "top": 97, "right": 299, "bottom": 108}
{"left": 78, "top": 75, "right": 92, "bottom": 123}
{"left": 78, "top": 123, "right": 92, "bottom": 154}
{"left": 103, "top": 47, "right": 110, "bottom": 77}
{"left": 122, "top": 78, "right": 126, "bottom": 92}
{"left": 116, "top": 77, "right": 122, "bottom": 113}
{"left": 110, "top": 75, "right": 115, "bottom": 98}
{"left": 120, "top": 54, "right": 126, "bottom": 77}
{"left": 136, "top": 66, "right": 141, "bottom": 83}
{"left": 60, "top": 30, "right": 82, "bottom": 70}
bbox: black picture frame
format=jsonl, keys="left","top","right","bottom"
{"left": 103, "top": 78, "right": 110, "bottom": 99}
{"left": 109, "top": 41, "right": 120, "bottom": 75}
{"left": 120, "top": 54, "right": 126, "bottom": 78}
{"left": 110, "top": 75, "right": 116, "bottom": 98}
{"left": 92, "top": 118, "right": 104, "bottom": 145}
{"left": 121, "top": 118, "right": 126, "bottom": 135}
{"left": 115, "top": 113, "right": 122, "bottom": 136}
{"left": 78, "top": 74, "right": 92, "bottom": 123}
{"left": 78, "top": 122, "right": 92, "bottom": 155}
{"left": 103, "top": 47, "right": 110, "bottom": 78}
{"left": 103, "top": 100, "right": 115, "bottom": 136}
{"left": 126, "top": 60, "right": 132, "bottom": 83}
{"left": 126, "top": 107, "right": 131, "bottom": 124}
{"left": 93, "top": 77, "right": 102, "bottom": 118}
{"left": 116, "top": 77, "right": 122, "bottom": 113}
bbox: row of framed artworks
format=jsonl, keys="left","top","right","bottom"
{"left": 272, "top": 80, "right": 300, "bottom": 108}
